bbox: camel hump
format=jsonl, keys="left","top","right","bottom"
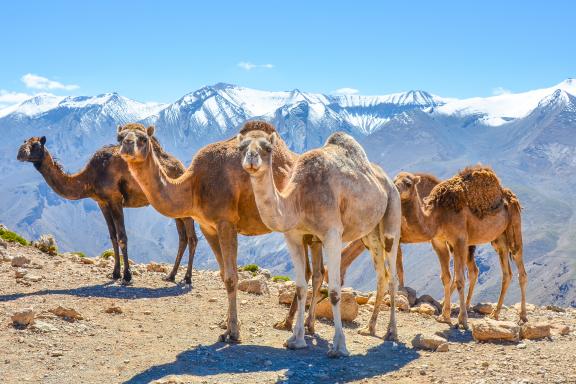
{"left": 325, "top": 132, "right": 369, "bottom": 164}
{"left": 239, "top": 120, "right": 276, "bottom": 135}
{"left": 426, "top": 165, "right": 505, "bottom": 218}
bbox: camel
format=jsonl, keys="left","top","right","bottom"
{"left": 117, "top": 121, "right": 364, "bottom": 342}
{"left": 394, "top": 166, "right": 527, "bottom": 328}
{"left": 17, "top": 135, "right": 198, "bottom": 285}
{"left": 238, "top": 129, "right": 401, "bottom": 357}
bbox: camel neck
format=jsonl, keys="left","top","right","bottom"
{"left": 36, "top": 150, "right": 93, "bottom": 200}
{"left": 249, "top": 164, "right": 299, "bottom": 232}
{"left": 407, "top": 188, "right": 438, "bottom": 239}
{"left": 128, "top": 149, "right": 194, "bottom": 219}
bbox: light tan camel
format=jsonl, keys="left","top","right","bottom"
{"left": 238, "top": 129, "right": 401, "bottom": 357}
{"left": 17, "top": 135, "right": 198, "bottom": 284}
{"left": 394, "top": 166, "right": 527, "bottom": 328}
{"left": 117, "top": 121, "right": 363, "bottom": 342}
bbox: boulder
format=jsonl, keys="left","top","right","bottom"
{"left": 11, "top": 308, "right": 35, "bottom": 327}
{"left": 413, "top": 303, "right": 437, "bottom": 316}
{"left": 32, "top": 234, "right": 58, "bottom": 255}
{"left": 259, "top": 268, "right": 271, "bottom": 279}
{"left": 512, "top": 302, "right": 536, "bottom": 313}
{"left": 146, "top": 262, "right": 168, "bottom": 273}
{"left": 31, "top": 320, "right": 58, "bottom": 333}
{"left": 278, "top": 281, "right": 313, "bottom": 306}
{"left": 49, "top": 306, "right": 84, "bottom": 321}
{"left": 238, "top": 277, "right": 269, "bottom": 295}
{"left": 550, "top": 323, "right": 570, "bottom": 336}
{"left": 399, "top": 286, "right": 417, "bottom": 306}
{"left": 14, "top": 268, "right": 28, "bottom": 279}
{"left": 385, "top": 293, "right": 410, "bottom": 311}
{"left": 520, "top": 322, "right": 551, "bottom": 340}
{"left": 436, "top": 342, "right": 449, "bottom": 352}
{"left": 473, "top": 302, "right": 494, "bottom": 315}
{"left": 11, "top": 255, "right": 30, "bottom": 268}
{"left": 79, "top": 257, "right": 96, "bottom": 265}
{"left": 315, "top": 290, "right": 358, "bottom": 322}
{"left": 105, "top": 305, "right": 123, "bottom": 314}
{"left": 416, "top": 294, "right": 443, "bottom": 313}
{"left": 471, "top": 318, "right": 520, "bottom": 342}
{"left": 355, "top": 291, "right": 371, "bottom": 305}
{"left": 411, "top": 334, "right": 448, "bottom": 351}
{"left": 23, "top": 274, "right": 43, "bottom": 282}
{"left": 545, "top": 305, "right": 565, "bottom": 313}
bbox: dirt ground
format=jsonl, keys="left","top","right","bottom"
{"left": 0, "top": 242, "right": 575, "bottom": 384}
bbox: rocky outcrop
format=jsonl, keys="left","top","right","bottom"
{"left": 471, "top": 319, "right": 520, "bottom": 342}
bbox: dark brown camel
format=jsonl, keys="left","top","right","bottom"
{"left": 17, "top": 135, "right": 198, "bottom": 285}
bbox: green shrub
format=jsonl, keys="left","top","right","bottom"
{"left": 0, "top": 227, "right": 28, "bottom": 246}
{"left": 72, "top": 252, "right": 86, "bottom": 258}
{"left": 272, "top": 275, "right": 290, "bottom": 283}
{"left": 100, "top": 249, "right": 115, "bottom": 259}
{"left": 239, "top": 264, "right": 259, "bottom": 273}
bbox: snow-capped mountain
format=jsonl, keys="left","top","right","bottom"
{"left": 1, "top": 80, "right": 575, "bottom": 307}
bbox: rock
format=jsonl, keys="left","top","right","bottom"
{"left": 411, "top": 334, "right": 448, "bottom": 351}
{"left": 146, "top": 262, "right": 168, "bottom": 273}
{"left": 49, "top": 306, "right": 84, "bottom": 321}
{"left": 79, "top": 257, "right": 96, "bottom": 265}
{"left": 399, "top": 286, "right": 417, "bottom": 306}
{"left": 315, "top": 291, "right": 359, "bottom": 322}
{"left": 237, "top": 277, "right": 269, "bottom": 295}
{"left": 259, "top": 268, "right": 271, "bottom": 279}
{"left": 14, "top": 268, "right": 28, "bottom": 278}
{"left": 278, "top": 281, "right": 313, "bottom": 306}
{"left": 0, "top": 238, "right": 7, "bottom": 249}
{"left": 550, "top": 323, "right": 571, "bottom": 336}
{"left": 473, "top": 302, "right": 495, "bottom": 315}
{"left": 11, "top": 309, "right": 35, "bottom": 327}
{"left": 471, "top": 318, "right": 520, "bottom": 342}
{"left": 104, "top": 305, "right": 122, "bottom": 314}
{"left": 545, "top": 305, "right": 566, "bottom": 313}
{"left": 436, "top": 342, "right": 449, "bottom": 352}
{"left": 32, "top": 234, "right": 58, "bottom": 255}
{"left": 11, "top": 255, "right": 30, "bottom": 268}
{"left": 416, "top": 294, "right": 443, "bottom": 313}
{"left": 31, "top": 321, "right": 58, "bottom": 333}
{"left": 49, "top": 350, "right": 63, "bottom": 357}
{"left": 23, "top": 274, "right": 43, "bottom": 282}
{"left": 516, "top": 342, "right": 527, "bottom": 349}
{"left": 512, "top": 302, "right": 536, "bottom": 313}
{"left": 520, "top": 322, "right": 551, "bottom": 340}
{"left": 384, "top": 293, "right": 410, "bottom": 311}
{"left": 415, "top": 303, "right": 437, "bottom": 316}
{"left": 355, "top": 291, "right": 371, "bottom": 305}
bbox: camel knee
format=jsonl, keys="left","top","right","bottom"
{"left": 329, "top": 290, "right": 340, "bottom": 306}
{"left": 453, "top": 277, "right": 465, "bottom": 291}
{"left": 441, "top": 272, "right": 451, "bottom": 287}
{"left": 224, "top": 276, "right": 237, "bottom": 294}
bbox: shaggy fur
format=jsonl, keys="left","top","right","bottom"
{"left": 239, "top": 120, "right": 277, "bottom": 134}
{"left": 425, "top": 165, "right": 505, "bottom": 219}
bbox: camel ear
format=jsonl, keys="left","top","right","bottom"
{"left": 117, "top": 125, "right": 123, "bottom": 133}
{"left": 268, "top": 132, "right": 277, "bottom": 145}
{"left": 146, "top": 126, "right": 155, "bottom": 137}
{"left": 236, "top": 133, "right": 245, "bottom": 143}
{"left": 40, "top": 136, "right": 46, "bottom": 146}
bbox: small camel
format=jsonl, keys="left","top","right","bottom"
{"left": 118, "top": 121, "right": 365, "bottom": 342}
{"left": 238, "top": 129, "right": 401, "bottom": 357}
{"left": 394, "top": 167, "right": 527, "bottom": 328}
{"left": 17, "top": 135, "right": 198, "bottom": 284}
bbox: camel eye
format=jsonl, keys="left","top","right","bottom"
{"left": 262, "top": 142, "right": 273, "bottom": 153}
{"left": 239, "top": 141, "right": 249, "bottom": 151}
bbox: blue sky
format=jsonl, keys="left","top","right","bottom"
{"left": 1, "top": 1, "right": 574, "bottom": 105}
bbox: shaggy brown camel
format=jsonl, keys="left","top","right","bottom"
{"left": 17, "top": 136, "right": 198, "bottom": 284}
{"left": 238, "top": 129, "right": 401, "bottom": 357}
{"left": 118, "top": 121, "right": 364, "bottom": 342}
{"left": 394, "top": 166, "right": 527, "bottom": 328}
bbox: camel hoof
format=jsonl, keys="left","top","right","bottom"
{"left": 284, "top": 337, "right": 307, "bottom": 350}
{"left": 488, "top": 311, "right": 500, "bottom": 320}
{"left": 163, "top": 274, "right": 176, "bottom": 283}
{"left": 358, "top": 326, "right": 376, "bottom": 337}
{"left": 218, "top": 332, "right": 241, "bottom": 344}
{"left": 435, "top": 315, "right": 452, "bottom": 325}
{"left": 384, "top": 329, "right": 398, "bottom": 342}
{"left": 120, "top": 278, "right": 133, "bottom": 286}
{"left": 305, "top": 326, "right": 316, "bottom": 336}
{"left": 327, "top": 346, "right": 350, "bottom": 358}
{"left": 112, "top": 271, "right": 121, "bottom": 280}
{"left": 273, "top": 320, "right": 293, "bottom": 332}
{"left": 518, "top": 315, "right": 528, "bottom": 325}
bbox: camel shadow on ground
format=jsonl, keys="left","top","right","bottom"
{"left": 0, "top": 281, "right": 191, "bottom": 302}
{"left": 123, "top": 336, "right": 420, "bottom": 384}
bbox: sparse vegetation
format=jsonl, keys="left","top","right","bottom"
{"left": 100, "top": 249, "right": 115, "bottom": 259}
{"left": 72, "top": 252, "right": 86, "bottom": 258}
{"left": 239, "top": 264, "right": 260, "bottom": 273}
{"left": 0, "top": 227, "right": 29, "bottom": 246}
{"left": 272, "top": 275, "right": 290, "bottom": 283}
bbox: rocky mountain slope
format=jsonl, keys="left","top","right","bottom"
{"left": 0, "top": 240, "right": 574, "bottom": 383}
{"left": 0, "top": 80, "right": 575, "bottom": 306}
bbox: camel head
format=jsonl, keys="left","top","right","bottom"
{"left": 118, "top": 123, "right": 155, "bottom": 164}
{"left": 394, "top": 172, "right": 421, "bottom": 200}
{"left": 17, "top": 136, "right": 47, "bottom": 164}
{"left": 237, "top": 130, "right": 277, "bottom": 176}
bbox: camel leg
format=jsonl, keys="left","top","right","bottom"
{"left": 432, "top": 239, "right": 452, "bottom": 325}
{"left": 490, "top": 236, "right": 512, "bottom": 320}
{"left": 396, "top": 245, "right": 405, "bottom": 289}
{"left": 452, "top": 238, "right": 468, "bottom": 329}
{"left": 305, "top": 236, "right": 323, "bottom": 335}
{"left": 165, "top": 219, "right": 187, "bottom": 282}
{"left": 99, "top": 203, "right": 121, "bottom": 280}
{"left": 337, "top": 239, "right": 366, "bottom": 285}
{"left": 511, "top": 247, "right": 528, "bottom": 324}
{"left": 358, "top": 229, "right": 385, "bottom": 337}
{"left": 275, "top": 236, "right": 312, "bottom": 331}
{"left": 109, "top": 203, "right": 131, "bottom": 284}
{"left": 465, "top": 246, "right": 478, "bottom": 309}
{"left": 216, "top": 221, "right": 241, "bottom": 343}
{"left": 283, "top": 232, "right": 308, "bottom": 350}
{"left": 324, "top": 228, "right": 349, "bottom": 358}
{"left": 182, "top": 218, "right": 198, "bottom": 286}
{"left": 200, "top": 225, "right": 227, "bottom": 329}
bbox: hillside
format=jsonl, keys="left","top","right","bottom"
{"left": 0, "top": 80, "right": 575, "bottom": 306}
{"left": 0, "top": 238, "right": 575, "bottom": 383}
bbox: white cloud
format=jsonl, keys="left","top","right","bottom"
{"left": 237, "top": 61, "right": 274, "bottom": 71}
{"left": 0, "top": 90, "right": 32, "bottom": 105}
{"left": 333, "top": 87, "right": 360, "bottom": 96}
{"left": 21, "top": 73, "right": 79, "bottom": 91}
{"left": 492, "top": 86, "right": 511, "bottom": 96}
